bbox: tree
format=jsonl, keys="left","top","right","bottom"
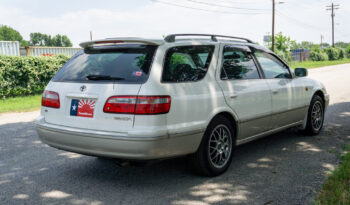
{"left": 51, "top": 34, "right": 72, "bottom": 47}
{"left": 290, "top": 41, "right": 314, "bottom": 50}
{"left": 0, "top": 25, "right": 28, "bottom": 46}
{"left": 335, "top": 42, "right": 349, "bottom": 49}
{"left": 269, "top": 32, "right": 292, "bottom": 62}
{"left": 30, "top": 32, "right": 72, "bottom": 47}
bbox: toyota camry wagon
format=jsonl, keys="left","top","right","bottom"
{"left": 36, "top": 34, "right": 329, "bottom": 176}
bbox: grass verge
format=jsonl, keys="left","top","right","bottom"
{"left": 315, "top": 144, "right": 350, "bottom": 204}
{"left": 0, "top": 94, "right": 42, "bottom": 113}
{"left": 290, "top": 58, "right": 350, "bottom": 69}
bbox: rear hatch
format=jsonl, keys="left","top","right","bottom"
{"left": 42, "top": 44, "right": 158, "bottom": 133}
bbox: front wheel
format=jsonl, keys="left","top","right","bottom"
{"left": 190, "top": 116, "right": 235, "bottom": 176}
{"left": 302, "top": 95, "right": 325, "bottom": 135}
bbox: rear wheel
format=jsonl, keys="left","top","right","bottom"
{"left": 302, "top": 95, "right": 325, "bottom": 135}
{"left": 190, "top": 115, "right": 235, "bottom": 176}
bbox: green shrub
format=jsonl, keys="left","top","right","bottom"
{"left": 274, "top": 49, "right": 292, "bottom": 63}
{"left": 338, "top": 48, "right": 345, "bottom": 59}
{"left": 346, "top": 44, "right": 350, "bottom": 58}
{"left": 324, "top": 47, "right": 340, "bottom": 60}
{"left": 310, "top": 45, "right": 328, "bottom": 61}
{"left": 0, "top": 55, "right": 69, "bottom": 98}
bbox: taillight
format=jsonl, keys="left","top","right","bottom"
{"left": 42, "top": 90, "right": 60, "bottom": 108}
{"left": 103, "top": 96, "right": 171, "bottom": 115}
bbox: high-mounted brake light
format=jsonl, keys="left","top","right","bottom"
{"left": 103, "top": 96, "right": 171, "bottom": 115}
{"left": 42, "top": 90, "right": 60, "bottom": 108}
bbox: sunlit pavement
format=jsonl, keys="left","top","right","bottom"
{"left": 0, "top": 64, "right": 350, "bottom": 205}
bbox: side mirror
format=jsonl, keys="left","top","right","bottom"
{"left": 294, "top": 68, "right": 308, "bottom": 77}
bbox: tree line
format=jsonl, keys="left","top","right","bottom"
{"left": 266, "top": 32, "right": 350, "bottom": 62}
{"left": 0, "top": 25, "right": 72, "bottom": 47}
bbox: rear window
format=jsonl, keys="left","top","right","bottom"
{"left": 52, "top": 44, "right": 158, "bottom": 83}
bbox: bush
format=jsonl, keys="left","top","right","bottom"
{"left": 310, "top": 45, "right": 328, "bottom": 61}
{"left": 346, "top": 44, "right": 350, "bottom": 58}
{"left": 274, "top": 49, "right": 292, "bottom": 63}
{"left": 324, "top": 47, "right": 340, "bottom": 60}
{"left": 0, "top": 55, "right": 69, "bottom": 98}
{"left": 339, "top": 48, "right": 345, "bottom": 59}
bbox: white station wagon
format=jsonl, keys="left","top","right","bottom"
{"left": 36, "top": 34, "right": 329, "bottom": 176}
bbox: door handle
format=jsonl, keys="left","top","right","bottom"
{"left": 272, "top": 89, "right": 279, "bottom": 94}
{"left": 230, "top": 94, "right": 238, "bottom": 99}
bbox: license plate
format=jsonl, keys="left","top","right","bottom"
{"left": 70, "top": 99, "right": 96, "bottom": 118}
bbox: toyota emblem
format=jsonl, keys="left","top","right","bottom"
{"left": 80, "top": 85, "right": 86, "bottom": 92}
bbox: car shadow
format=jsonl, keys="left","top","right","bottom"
{"left": 0, "top": 101, "right": 349, "bottom": 204}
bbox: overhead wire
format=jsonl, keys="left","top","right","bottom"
{"left": 185, "top": 0, "right": 270, "bottom": 11}
{"left": 151, "top": 0, "right": 269, "bottom": 15}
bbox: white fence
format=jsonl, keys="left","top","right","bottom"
{"left": 0, "top": 41, "right": 20, "bottom": 56}
{"left": 21, "top": 46, "right": 81, "bottom": 57}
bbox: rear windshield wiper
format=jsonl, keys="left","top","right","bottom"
{"left": 86, "top": 75, "right": 124, "bottom": 81}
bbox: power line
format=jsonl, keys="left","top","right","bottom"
{"left": 151, "top": 0, "right": 268, "bottom": 15}
{"left": 276, "top": 10, "right": 328, "bottom": 31}
{"left": 185, "top": 0, "right": 270, "bottom": 11}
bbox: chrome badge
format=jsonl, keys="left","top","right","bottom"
{"left": 80, "top": 85, "right": 86, "bottom": 92}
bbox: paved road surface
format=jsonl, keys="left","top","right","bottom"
{"left": 1, "top": 64, "right": 350, "bottom": 205}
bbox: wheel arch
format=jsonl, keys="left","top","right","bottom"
{"left": 207, "top": 110, "right": 239, "bottom": 142}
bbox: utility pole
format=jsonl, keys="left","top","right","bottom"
{"left": 321, "top": 35, "right": 323, "bottom": 48}
{"left": 326, "top": 3, "right": 339, "bottom": 47}
{"left": 271, "top": 0, "right": 284, "bottom": 52}
{"left": 90, "top": 31, "right": 93, "bottom": 41}
{"left": 272, "top": 0, "right": 275, "bottom": 52}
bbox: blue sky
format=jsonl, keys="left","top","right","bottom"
{"left": 0, "top": 0, "right": 348, "bottom": 47}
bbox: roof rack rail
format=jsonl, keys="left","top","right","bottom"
{"left": 164, "top": 34, "right": 254, "bottom": 43}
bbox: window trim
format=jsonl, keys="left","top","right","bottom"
{"left": 252, "top": 49, "right": 293, "bottom": 80}
{"left": 160, "top": 45, "right": 216, "bottom": 84}
{"left": 219, "top": 45, "right": 262, "bottom": 81}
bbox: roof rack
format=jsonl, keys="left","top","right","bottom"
{"left": 164, "top": 34, "right": 254, "bottom": 43}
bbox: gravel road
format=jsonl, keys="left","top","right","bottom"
{"left": 1, "top": 64, "right": 350, "bottom": 205}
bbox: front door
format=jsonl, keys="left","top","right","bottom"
{"left": 254, "top": 50, "right": 306, "bottom": 129}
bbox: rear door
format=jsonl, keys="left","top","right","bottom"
{"left": 217, "top": 44, "right": 273, "bottom": 140}
{"left": 42, "top": 44, "right": 158, "bottom": 133}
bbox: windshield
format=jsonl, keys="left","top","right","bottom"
{"left": 52, "top": 44, "right": 158, "bottom": 83}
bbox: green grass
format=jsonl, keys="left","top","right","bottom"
{"left": 0, "top": 94, "right": 42, "bottom": 113}
{"left": 289, "top": 58, "right": 350, "bottom": 69}
{"left": 315, "top": 144, "right": 350, "bottom": 204}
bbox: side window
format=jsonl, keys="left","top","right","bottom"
{"left": 220, "top": 46, "right": 260, "bottom": 80}
{"left": 162, "top": 45, "right": 215, "bottom": 82}
{"left": 255, "top": 51, "right": 292, "bottom": 79}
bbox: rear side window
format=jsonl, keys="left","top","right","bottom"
{"left": 220, "top": 46, "right": 260, "bottom": 80}
{"left": 52, "top": 44, "right": 158, "bottom": 83}
{"left": 162, "top": 45, "right": 215, "bottom": 82}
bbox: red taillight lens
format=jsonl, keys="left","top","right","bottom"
{"left": 103, "top": 96, "right": 171, "bottom": 115}
{"left": 42, "top": 90, "right": 60, "bottom": 108}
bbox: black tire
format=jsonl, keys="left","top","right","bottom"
{"left": 302, "top": 95, "right": 325, "bottom": 135}
{"left": 190, "top": 115, "right": 235, "bottom": 177}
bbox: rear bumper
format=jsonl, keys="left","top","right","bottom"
{"left": 35, "top": 117, "right": 203, "bottom": 160}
